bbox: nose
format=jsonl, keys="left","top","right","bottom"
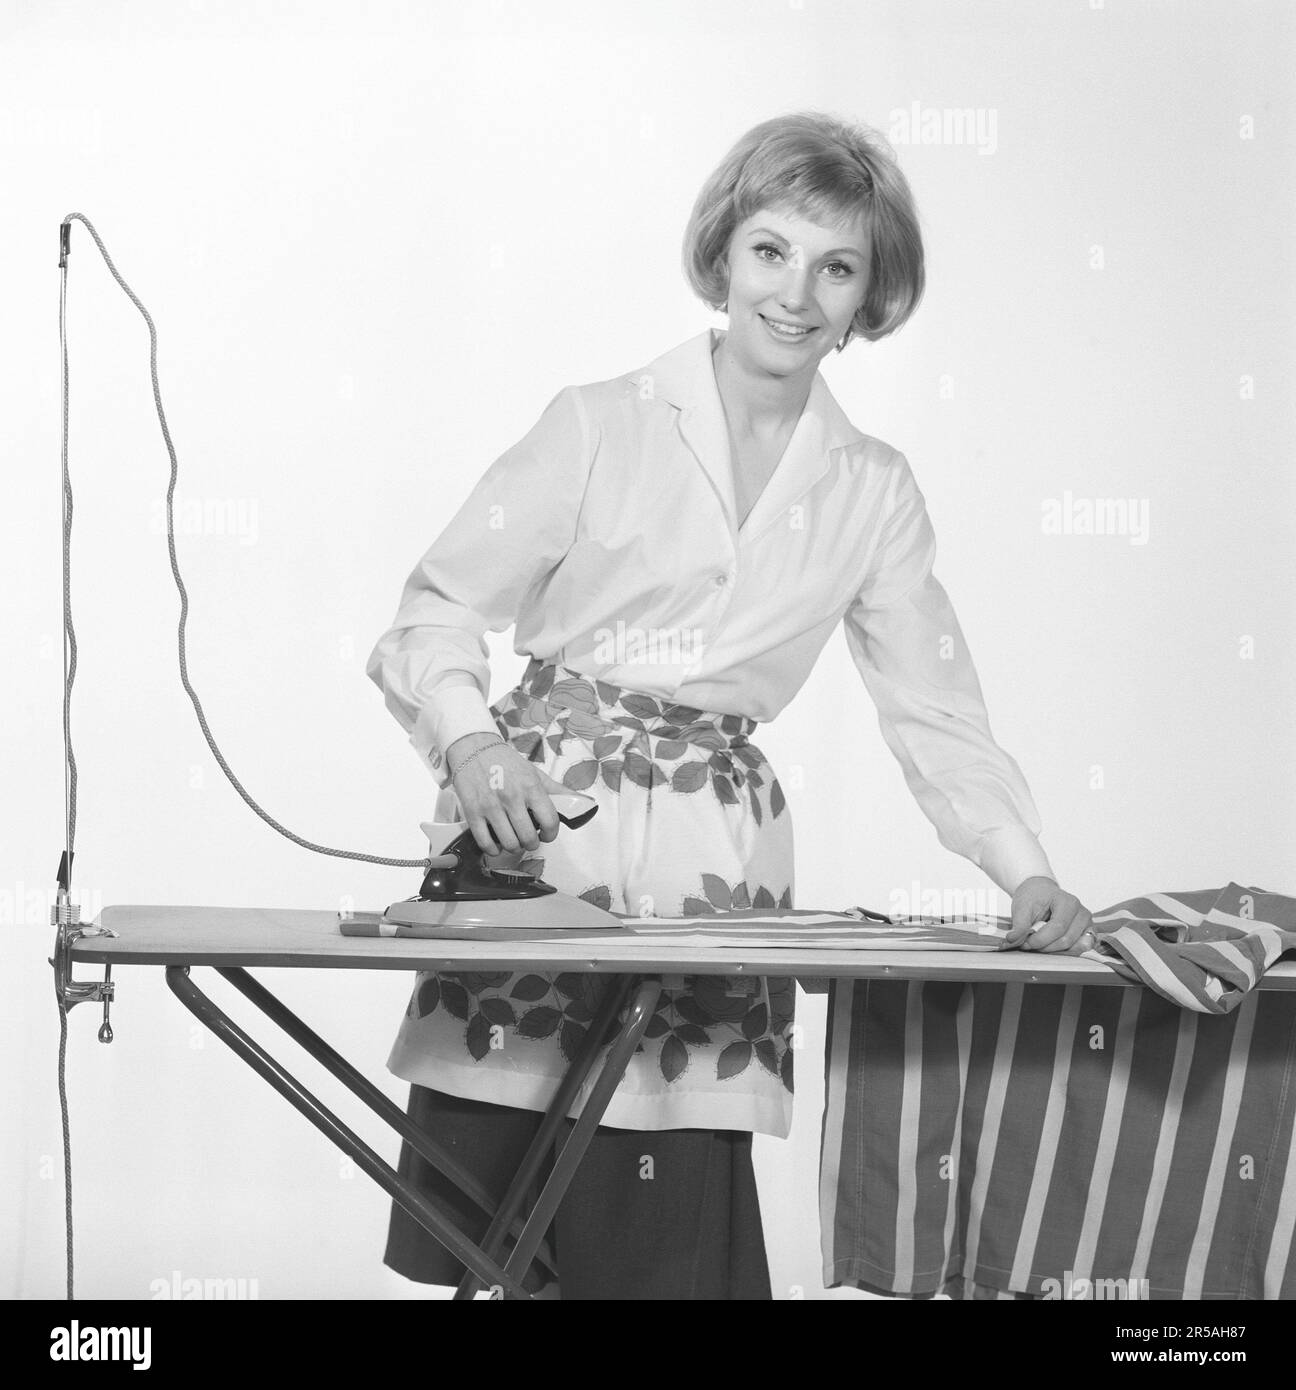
{"left": 778, "top": 261, "right": 813, "bottom": 314}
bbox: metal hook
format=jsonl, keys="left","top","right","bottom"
{"left": 49, "top": 890, "right": 116, "bottom": 1043}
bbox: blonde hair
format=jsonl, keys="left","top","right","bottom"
{"left": 682, "top": 111, "right": 925, "bottom": 350}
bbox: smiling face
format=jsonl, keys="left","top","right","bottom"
{"left": 719, "top": 204, "right": 871, "bottom": 377}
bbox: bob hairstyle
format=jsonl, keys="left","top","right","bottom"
{"left": 682, "top": 111, "right": 925, "bottom": 350}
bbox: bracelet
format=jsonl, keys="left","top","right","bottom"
{"left": 449, "top": 736, "right": 506, "bottom": 781}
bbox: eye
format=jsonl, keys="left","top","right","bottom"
{"left": 823, "top": 261, "right": 855, "bottom": 279}
{"left": 752, "top": 241, "right": 783, "bottom": 263}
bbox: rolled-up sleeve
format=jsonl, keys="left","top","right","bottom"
{"left": 843, "top": 452, "right": 1055, "bottom": 896}
{"left": 366, "top": 385, "right": 593, "bottom": 787}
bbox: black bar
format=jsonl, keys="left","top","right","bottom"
{"left": 164, "top": 966, "right": 532, "bottom": 1300}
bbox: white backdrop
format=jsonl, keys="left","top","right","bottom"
{"left": 4, "top": 0, "right": 1293, "bottom": 1300}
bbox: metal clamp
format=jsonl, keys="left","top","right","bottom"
{"left": 49, "top": 890, "right": 117, "bottom": 1042}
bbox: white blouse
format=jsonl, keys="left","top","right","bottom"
{"left": 367, "top": 327, "right": 1054, "bottom": 897}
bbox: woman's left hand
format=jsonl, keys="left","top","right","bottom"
{"left": 1005, "top": 876, "right": 1095, "bottom": 953}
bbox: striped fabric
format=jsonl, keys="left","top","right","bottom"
{"left": 348, "top": 907, "right": 1014, "bottom": 950}
{"left": 611, "top": 909, "right": 1011, "bottom": 952}
{"left": 1085, "top": 884, "right": 1296, "bottom": 1013}
{"left": 821, "top": 884, "right": 1296, "bottom": 1300}
{"left": 355, "top": 884, "right": 1295, "bottom": 1017}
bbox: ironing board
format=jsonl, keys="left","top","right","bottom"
{"left": 71, "top": 906, "right": 1296, "bottom": 1300}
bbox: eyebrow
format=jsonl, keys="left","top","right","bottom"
{"left": 747, "top": 226, "right": 867, "bottom": 259}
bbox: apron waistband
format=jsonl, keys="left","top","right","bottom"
{"left": 514, "top": 656, "right": 758, "bottom": 749}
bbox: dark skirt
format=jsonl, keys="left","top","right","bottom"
{"left": 384, "top": 1083, "right": 773, "bottom": 1300}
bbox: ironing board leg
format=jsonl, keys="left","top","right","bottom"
{"left": 453, "top": 972, "right": 639, "bottom": 1299}
{"left": 213, "top": 966, "right": 557, "bottom": 1279}
{"left": 501, "top": 978, "right": 663, "bottom": 1286}
{"left": 454, "top": 975, "right": 663, "bottom": 1300}
{"left": 164, "top": 965, "right": 533, "bottom": 1301}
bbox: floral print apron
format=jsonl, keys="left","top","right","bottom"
{"left": 386, "top": 658, "right": 797, "bottom": 1137}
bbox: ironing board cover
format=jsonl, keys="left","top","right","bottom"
{"left": 346, "top": 882, "right": 1296, "bottom": 1014}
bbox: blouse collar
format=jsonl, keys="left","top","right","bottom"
{"left": 630, "top": 328, "right": 868, "bottom": 544}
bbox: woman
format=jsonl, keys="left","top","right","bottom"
{"left": 366, "top": 110, "right": 1093, "bottom": 1300}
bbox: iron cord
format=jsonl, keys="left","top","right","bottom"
{"left": 58, "top": 212, "right": 429, "bottom": 873}
{"left": 55, "top": 213, "right": 432, "bottom": 1299}
{"left": 56, "top": 999, "right": 72, "bottom": 1300}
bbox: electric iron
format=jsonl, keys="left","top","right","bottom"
{"left": 378, "top": 792, "right": 623, "bottom": 932}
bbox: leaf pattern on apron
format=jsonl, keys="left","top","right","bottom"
{"left": 389, "top": 658, "right": 798, "bottom": 1137}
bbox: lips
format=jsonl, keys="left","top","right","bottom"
{"left": 760, "top": 313, "right": 817, "bottom": 341}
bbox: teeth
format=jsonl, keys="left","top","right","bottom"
{"left": 764, "top": 317, "right": 813, "bottom": 336}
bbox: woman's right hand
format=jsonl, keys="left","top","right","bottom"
{"left": 445, "top": 731, "right": 569, "bottom": 856}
